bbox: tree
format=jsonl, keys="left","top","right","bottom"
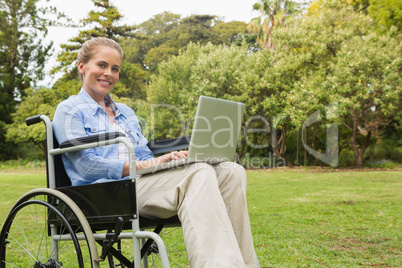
{"left": 276, "top": 0, "right": 401, "bottom": 167}
{"left": 326, "top": 31, "right": 401, "bottom": 167}
{"left": 340, "top": 0, "right": 370, "bottom": 11}
{"left": 113, "top": 60, "right": 149, "bottom": 99}
{"left": 143, "top": 14, "right": 219, "bottom": 70}
{"left": 123, "top": 12, "right": 181, "bottom": 67}
{"left": 248, "top": 0, "right": 300, "bottom": 50}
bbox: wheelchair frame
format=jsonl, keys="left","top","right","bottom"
{"left": 0, "top": 114, "right": 190, "bottom": 268}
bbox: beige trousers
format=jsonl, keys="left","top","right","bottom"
{"left": 137, "top": 162, "right": 258, "bottom": 268}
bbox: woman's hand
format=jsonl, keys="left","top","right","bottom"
{"left": 139, "top": 151, "right": 188, "bottom": 170}
{"left": 155, "top": 151, "right": 188, "bottom": 165}
{"left": 123, "top": 151, "right": 188, "bottom": 176}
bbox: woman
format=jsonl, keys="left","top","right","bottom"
{"left": 53, "top": 37, "right": 259, "bottom": 268}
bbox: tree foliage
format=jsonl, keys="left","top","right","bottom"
{"left": 0, "top": 0, "right": 56, "bottom": 123}
{"left": 368, "top": 0, "right": 402, "bottom": 33}
{"left": 147, "top": 43, "right": 248, "bottom": 140}
{"left": 146, "top": 43, "right": 293, "bottom": 164}
{"left": 276, "top": 0, "right": 402, "bottom": 167}
{"left": 119, "top": 12, "right": 248, "bottom": 71}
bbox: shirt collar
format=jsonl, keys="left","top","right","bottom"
{"left": 78, "top": 88, "right": 121, "bottom": 116}
{"left": 104, "top": 94, "right": 120, "bottom": 116}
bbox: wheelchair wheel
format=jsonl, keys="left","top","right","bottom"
{"left": 0, "top": 188, "right": 99, "bottom": 268}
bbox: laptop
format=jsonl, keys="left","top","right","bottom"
{"left": 136, "top": 95, "right": 245, "bottom": 175}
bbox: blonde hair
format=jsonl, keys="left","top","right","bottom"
{"left": 77, "top": 37, "right": 123, "bottom": 81}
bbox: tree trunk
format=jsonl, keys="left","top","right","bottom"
{"left": 281, "top": 123, "right": 293, "bottom": 167}
{"left": 270, "top": 120, "right": 293, "bottom": 168}
{"left": 296, "top": 129, "right": 300, "bottom": 166}
{"left": 236, "top": 133, "right": 248, "bottom": 164}
{"left": 355, "top": 153, "right": 363, "bottom": 167}
{"left": 304, "top": 126, "right": 307, "bottom": 166}
{"left": 351, "top": 120, "right": 361, "bottom": 167}
{"left": 312, "top": 125, "right": 323, "bottom": 167}
{"left": 350, "top": 119, "right": 372, "bottom": 168}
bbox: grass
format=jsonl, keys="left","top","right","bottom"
{"left": 247, "top": 168, "right": 401, "bottom": 267}
{"left": 0, "top": 173, "right": 46, "bottom": 225}
{"left": 0, "top": 167, "right": 401, "bottom": 267}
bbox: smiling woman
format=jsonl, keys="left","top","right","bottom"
{"left": 51, "top": 37, "right": 260, "bottom": 267}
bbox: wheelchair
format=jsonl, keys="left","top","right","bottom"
{"left": 0, "top": 114, "right": 191, "bottom": 268}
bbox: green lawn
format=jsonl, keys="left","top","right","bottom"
{"left": 0, "top": 172, "right": 46, "bottom": 224}
{"left": 0, "top": 168, "right": 401, "bottom": 267}
{"left": 247, "top": 169, "right": 401, "bottom": 267}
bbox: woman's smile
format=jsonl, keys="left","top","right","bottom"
{"left": 98, "top": 79, "right": 112, "bottom": 86}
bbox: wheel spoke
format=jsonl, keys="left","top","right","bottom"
{"left": 5, "top": 231, "right": 38, "bottom": 264}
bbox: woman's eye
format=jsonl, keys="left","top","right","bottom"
{"left": 112, "top": 68, "right": 120, "bottom": 72}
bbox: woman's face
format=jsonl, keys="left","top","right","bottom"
{"left": 78, "top": 46, "right": 122, "bottom": 101}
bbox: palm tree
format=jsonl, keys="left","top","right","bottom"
{"left": 248, "top": 0, "right": 299, "bottom": 50}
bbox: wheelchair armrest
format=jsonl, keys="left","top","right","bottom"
{"left": 50, "top": 133, "right": 134, "bottom": 156}
{"left": 59, "top": 132, "right": 125, "bottom": 149}
{"left": 147, "top": 135, "right": 190, "bottom": 154}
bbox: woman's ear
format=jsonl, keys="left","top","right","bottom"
{"left": 78, "top": 61, "right": 85, "bottom": 75}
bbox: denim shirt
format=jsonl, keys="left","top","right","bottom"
{"left": 52, "top": 88, "right": 154, "bottom": 186}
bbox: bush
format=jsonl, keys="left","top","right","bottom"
{"left": 364, "top": 159, "right": 398, "bottom": 169}
{"left": 0, "top": 159, "right": 45, "bottom": 170}
{"left": 338, "top": 150, "right": 356, "bottom": 167}
{"left": 363, "top": 139, "right": 402, "bottom": 163}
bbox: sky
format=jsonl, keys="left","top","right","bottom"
{"left": 42, "top": 0, "right": 259, "bottom": 86}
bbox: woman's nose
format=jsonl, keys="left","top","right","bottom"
{"left": 104, "top": 67, "right": 112, "bottom": 76}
